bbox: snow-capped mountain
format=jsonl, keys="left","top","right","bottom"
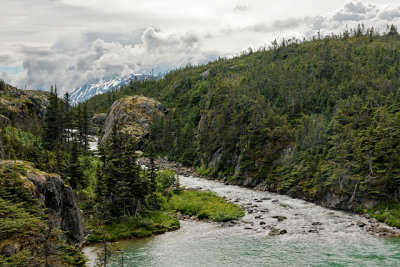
{"left": 69, "top": 73, "right": 163, "bottom": 105}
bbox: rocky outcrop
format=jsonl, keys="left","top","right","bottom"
{"left": 90, "top": 112, "right": 107, "bottom": 134}
{"left": 91, "top": 113, "right": 107, "bottom": 128}
{"left": 0, "top": 84, "right": 49, "bottom": 124}
{"left": 100, "top": 95, "right": 167, "bottom": 145}
{"left": 0, "top": 160, "right": 84, "bottom": 244}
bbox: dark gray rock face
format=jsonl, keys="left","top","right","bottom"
{"left": 92, "top": 112, "right": 107, "bottom": 125}
{"left": 27, "top": 172, "right": 84, "bottom": 244}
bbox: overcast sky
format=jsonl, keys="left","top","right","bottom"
{"left": 1, "top": 0, "right": 400, "bottom": 93}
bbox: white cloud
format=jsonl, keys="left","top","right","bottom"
{"left": 233, "top": 5, "right": 248, "bottom": 13}
{"left": 7, "top": 28, "right": 218, "bottom": 93}
{"left": 306, "top": 1, "right": 400, "bottom": 36}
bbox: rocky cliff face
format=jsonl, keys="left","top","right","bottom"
{"left": 0, "top": 160, "right": 85, "bottom": 244}
{"left": 100, "top": 95, "right": 166, "bottom": 145}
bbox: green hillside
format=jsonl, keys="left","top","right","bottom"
{"left": 86, "top": 26, "right": 400, "bottom": 214}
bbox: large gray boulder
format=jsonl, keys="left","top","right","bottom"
{"left": 100, "top": 95, "right": 166, "bottom": 145}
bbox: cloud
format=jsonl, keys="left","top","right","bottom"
{"left": 0, "top": 55, "right": 14, "bottom": 65}
{"left": 7, "top": 28, "right": 217, "bottom": 93}
{"left": 233, "top": 5, "right": 248, "bottom": 13}
{"left": 306, "top": 1, "right": 400, "bottom": 36}
{"left": 220, "top": 17, "right": 312, "bottom": 34}
{"left": 378, "top": 5, "right": 400, "bottom": 21}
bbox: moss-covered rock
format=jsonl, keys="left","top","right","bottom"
{"left": 100, "top": 95, "right": 166, "bottom": 145}
{"left": 0, "top": 84, "right": 49, "bottom": 126}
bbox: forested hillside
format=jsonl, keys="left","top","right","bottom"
{"left": 86, "top": 26, "right": 400, "bottom": 216}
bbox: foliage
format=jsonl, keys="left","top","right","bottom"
{"left": 169, "top": 190, "right": 245, "bottom": 222}
{"left": 0, "top": 126, "right": 57, "bottom": 171}
{"left": 156, "top": 169, "right": 182, "bottom": 196}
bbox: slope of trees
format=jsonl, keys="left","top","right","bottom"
{"left": 85, "top": 25, "right": 400, "bottom": 212}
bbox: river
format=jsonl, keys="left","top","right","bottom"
{"left": 84, "top": 174, "right": 400, "bottom": 266}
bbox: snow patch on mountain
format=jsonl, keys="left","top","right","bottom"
{"left": 69, "top": 73, "right": 163, "bottom": 105}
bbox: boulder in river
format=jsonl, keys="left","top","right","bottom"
{"left": 369, "top": 218, "right": 378, "bottom": 224}
{"left": 312, "top": 222, "right": 323, "bottom": 226}
{"left": 279, "top": 229, "right": 287, "bottom": 235}
{"left": 272, "top": 216, "right": 287, "bottom": 221}
{"left": 356, "top": 221, "right": 366, "bottom": 228}
{"left": 175, "top": 212, "right": 184, "bottom": 220}
{"left": 269, "top": 228, "right": 280, "bottom": 236}
{"left": 363, "top": 213, "right": 371, "bottom": 219}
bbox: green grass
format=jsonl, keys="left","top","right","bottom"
{"left": 169, "top": 190, "right": 245, "bottom": 222}
{"left": 364, "top": 202, "right": 400, "bottom": 228}
{"left": 86, "top": 211, "right": 180, "bottom": 244}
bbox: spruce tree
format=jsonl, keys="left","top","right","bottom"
{"left": 102, "top": 123, "right": 123, "bottom": 216}
{"left": 43, "top": 86, "right": 62, "bottom": 150}
{"left": 67, "top": 136, "right": 83, "bottom": 189}
{"left": 63, "top": 92, "right": 73, "bottom": 147}
{"left": 82, "top": 102, "right": 90, "bottom": 154}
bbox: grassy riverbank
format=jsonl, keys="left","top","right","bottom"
{"left": 364, "top": 202, "right": 400, "bottom": 228}
{"left": 170, "top": 190, "right": 245, "bottom": 222}
{"left": 86, "top": 188, "right": 245, "bottom": 244}
{"left": 85, "top": 211, "right": 180, "bottom": 244}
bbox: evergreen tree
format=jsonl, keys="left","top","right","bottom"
{"left": 102, "top": 123, "right": 123, "bottom": 216}
{"left": 63, "top": 92, "right": 73, "bottom": 147}
{"left": 43, "top": 86, "right": 62, "bottom": 150}
{"left": 82, "top": 102, "right": 90, "bottom": 155}
{"left": 0, "top": 79, "right": 5, "bottom": 91}
{"left": 388, "top": 24, "right": 398, "bottom": 36}
{"left": 67, "top": 136, "right": 84, "bottom": 189}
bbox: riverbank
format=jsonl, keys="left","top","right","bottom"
{"left": 85, "top": 211, "right": 180, "bottom": 245}
{"left": 137, "top": 157, "right": 400, "bottom": 238}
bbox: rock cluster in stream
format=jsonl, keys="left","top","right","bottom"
{"left": 358, "top": 214, "right": 400, "bottom": 237}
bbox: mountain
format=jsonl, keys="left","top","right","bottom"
{"left": 84, "top": 28, "right": 400, "bottom": 226}
{"left": 69, "top": 73, "right": 163, "bottom": 105}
